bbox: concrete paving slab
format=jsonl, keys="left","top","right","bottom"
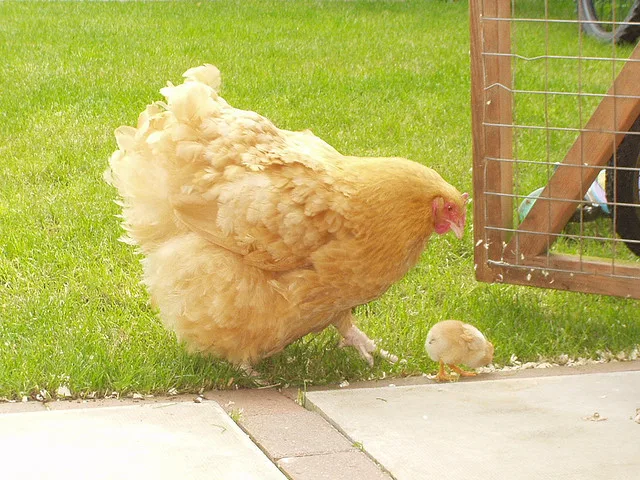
{"left": 306, "top": 371, "right": 640, "bottom": 480}
{"left": 0, "top": 401, "right": 286, "bottom": 480}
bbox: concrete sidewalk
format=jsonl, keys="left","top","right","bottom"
{"left": 306, "top": 370, "right": 640, "bottom": 480}
{"left": 0, "top": 361, "right": 638, "bottom": 480}
{"left": 0, "top": 401, "right": 286, "bottom": 480}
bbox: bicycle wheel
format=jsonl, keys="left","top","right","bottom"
{"left": 605, "top": 115, "right": 640, "bottom": 256}
{"left": 578, "top": 0, "right": 640, "bottom": 43}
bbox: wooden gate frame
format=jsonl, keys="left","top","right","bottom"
{"left": 470, "top": 0, "right": 640, "bottom": 298}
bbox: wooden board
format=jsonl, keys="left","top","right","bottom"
{"left": 492, "top": 254, "right": 640, "bottom": 299}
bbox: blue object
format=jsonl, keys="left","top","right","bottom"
{"left": 518, "top": 169, "right": 610, "bottom": 222}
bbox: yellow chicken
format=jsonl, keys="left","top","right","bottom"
{"left": 106, "top": 64, "right": 468, "bottom": 373}
{"left": 425, "top": 320, "right": 494, "bottom": 381}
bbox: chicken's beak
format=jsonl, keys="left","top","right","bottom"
{"left": 449, "top": 193, "right": 470, "bottom": 239}
{"left": 448, "top": 219, "right": 465, "bottom": 239}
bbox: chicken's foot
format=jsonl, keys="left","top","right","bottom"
{"left": 448, "top": 364, "right": 477, "bottom": 377}
{"left": 337, "top": 324, "right": 398, "bottom": 367}
{"left": 238, "top": 363, "right": 273, "bottom": 387}
{"left": 434, "top": 362, "right": 477, "bottom": 382}
{"left": 435, "top": 360, "right": 453, "bottom": 382}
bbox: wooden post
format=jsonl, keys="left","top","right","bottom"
{"left": 471, "top": 0, "right": 513, "bottom": 282}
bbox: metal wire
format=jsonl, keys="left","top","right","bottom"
{"left": 483, "top": 17, "right": 640, "bottom": 27}
{"left": 484, "top": 122, "right": 639, "bottom": 135}
{"left": 484, "top": 53, "right": 640, "bottom": 63}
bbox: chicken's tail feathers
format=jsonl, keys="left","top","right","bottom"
{"left": 105, "top": 65, "right": 227, "bottom": 251}
{"left": 106, "top": 126, "right": 179, "bottom": 251}
{"left": 183, "top": 64, "right": 222, "bottom": 92}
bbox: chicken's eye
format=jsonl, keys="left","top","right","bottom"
{"left": 446, "top": 204, "right": 453, "bottom": 212}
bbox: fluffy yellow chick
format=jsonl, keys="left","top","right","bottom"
{"left": 425, "top": 320, "right": 494, "bottom": 382}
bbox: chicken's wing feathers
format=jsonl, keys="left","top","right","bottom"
{"left": 460, "top": 323, "right": 488, "bottom": 353}
{"left": 124, "top": 72, "right": 355, "bottom": 272}
{"left": 172, "top": 166, "right": 352, "bottom": 272}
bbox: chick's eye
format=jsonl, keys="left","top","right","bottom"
{"left": 446, "top": 204, "right": 453, "bottom": 211}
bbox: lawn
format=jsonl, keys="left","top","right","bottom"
{"left": 1, "top": 0, "right": 639, "bottom": 400}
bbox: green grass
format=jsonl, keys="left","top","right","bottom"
{"left": 1, "top": 0, "right": 639, "bottom": 399}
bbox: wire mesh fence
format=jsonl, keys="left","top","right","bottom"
{"left": 470, "top": 0, "right": 640, "bottom": 298}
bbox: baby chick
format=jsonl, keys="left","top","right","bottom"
{"left": 425, "top": 320, "right": 494, "bottom": 382}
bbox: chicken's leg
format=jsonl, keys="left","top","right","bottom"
{"left": 335, "top": 314, "right": 398, "bottom": 367}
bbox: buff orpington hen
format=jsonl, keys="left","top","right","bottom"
{"left": 425, "top": 320, "right": 494, "bottom": 382}
{"left": 105, "top": 64, "right": 468, "bottom": 374}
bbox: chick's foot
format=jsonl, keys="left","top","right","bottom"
{"left": 448, "top": 364, "right": 477, "bottom": 377}
{"left": 338, "top": 325, "right": 398, "bottom": 367}
{"left": 435, "top": 360, "right": 454, "bottom": 382}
